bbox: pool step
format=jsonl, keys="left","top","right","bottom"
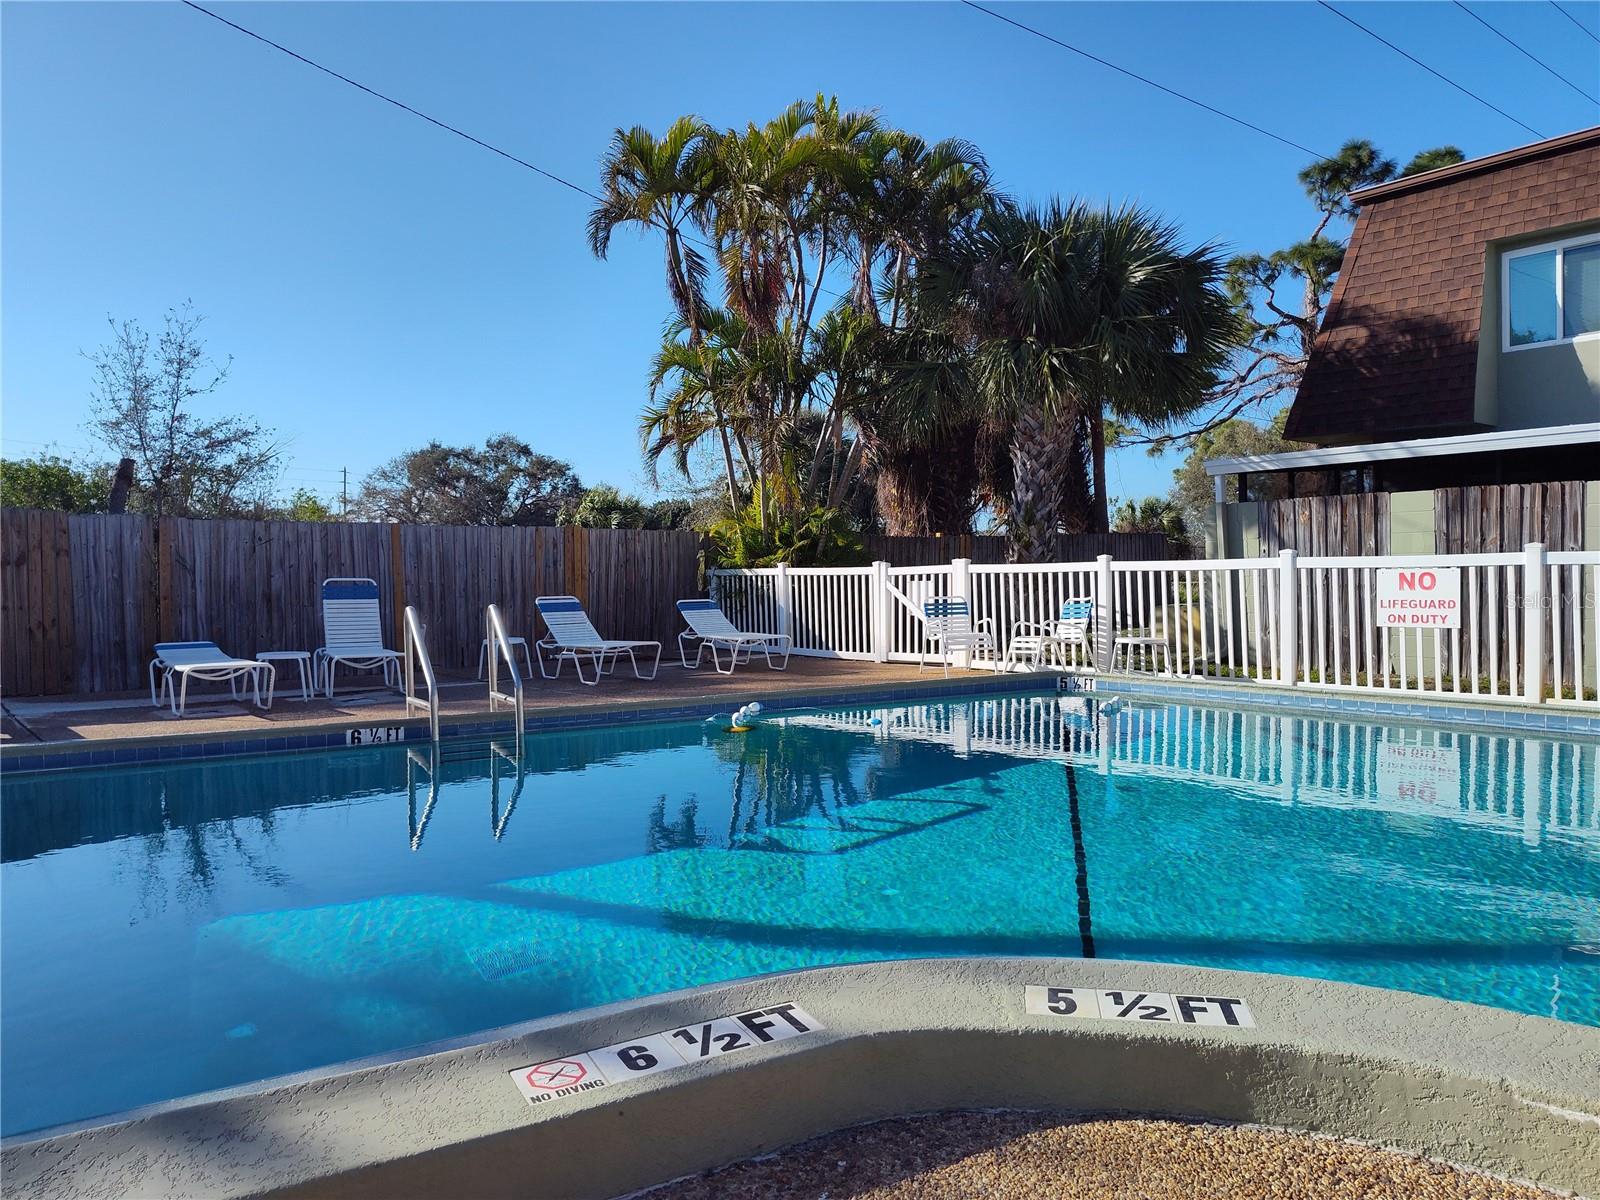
{"left": 407, "top": 738, "right": 522, "bottom": 770}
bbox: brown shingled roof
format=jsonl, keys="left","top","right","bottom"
{"left": 1285, "top": 128, "right": 1600, "bottom": 445}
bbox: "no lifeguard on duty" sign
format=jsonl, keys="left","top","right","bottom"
{"left": 1374, "top": 568, "right": 1461, "bottom": 629}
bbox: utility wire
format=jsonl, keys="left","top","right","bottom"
{"left": 1453, "top": 1, "right": 1599, "bottom": 106}
{"left": 959, "top": 1, "right": 1330, "bottom": 159}
{"left": 1549, "top": 1, "right": 1600, "bottom": 45}
{"left": 1317, "top": 2, "right": 1545, "bottom": 138}
{"left": 181, "top": 1, "right": 603, "bottom": 202}
{"left": 180, "top": 1, "right": 852, "bottom": 303}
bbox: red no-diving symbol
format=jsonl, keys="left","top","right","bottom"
{"left": 526, "top": 1060, "right": 586, "bottom": 1090}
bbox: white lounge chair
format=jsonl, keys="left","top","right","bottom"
{"left": 534, "top": 595, "right": 662, "bottom": 686}
{"left": 1004, "top": 598, "right": 1095, "bottom": 671}
{"left": 919, "top": 597, "right": 999, "bottom": 677}
{"left": 148, "top": 641, "right": 274, "bottom": 716}
{"left": 317, "top": 577, "right": 402, "bottom": 698}
{"left": 676, "top": 599, "right": 791, "bottom": 673}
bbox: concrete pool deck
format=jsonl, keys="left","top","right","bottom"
{"left": 0, "top": 658, "right": 1002, "bottom": 753}
{"left": 4, "top": 958, "right": 1597, "bottom": 1199}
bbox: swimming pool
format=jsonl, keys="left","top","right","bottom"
{"left": 3, "top": 691, "right": 1597, "bottom": 1137}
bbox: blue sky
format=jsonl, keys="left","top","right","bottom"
{"left": 4, "top": 1, "right": 1598, "bottom": 512}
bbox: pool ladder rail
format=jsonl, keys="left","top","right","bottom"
{"left": 405, "top": 738, "right": 526, "bottom": 849}
{"left": 485, "top": 602, "right": 527, "bottom": 748}
{"left": 402, "top": 605, "right": 439, "bottom": 744}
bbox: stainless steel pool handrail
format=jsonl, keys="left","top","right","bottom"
{"left": 403, "top": 605, "right": 440, "bottom": 744}
{"left": 485, "top": 603, "right": 526, "bottom": 749}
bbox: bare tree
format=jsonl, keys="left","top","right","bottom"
{"left": 1128, "top": 140, "right": 1464, "bottom": 450}
{"left": 84, "top": 303, "right": 280, "bottom": 518}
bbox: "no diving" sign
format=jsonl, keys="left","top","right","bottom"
{"left": 509, "top": 1002, "right": 823, "bottom": 1106}
{"left": 1375, "top": 568, "right": 1461, "bottom": 629}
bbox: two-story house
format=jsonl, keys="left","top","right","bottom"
{"left": 1207, "top": 127, "right": 1599, "bottom": 558}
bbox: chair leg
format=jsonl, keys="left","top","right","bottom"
{"left": 477, "top": 641, "right": 487, "bottom": 681}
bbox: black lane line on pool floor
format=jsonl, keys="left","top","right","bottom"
{"left": 1064, "top": 761, "right": 1096, "bottom": 958}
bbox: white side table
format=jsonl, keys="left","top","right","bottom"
{"left": 478, "top": 636, "right": 535, "bottom": 680}
{"left": 256, "top": 650, "right": 313, "bottom": 706}
{"left": 1112, "top": 636, "right": 1172, "bottom": 675}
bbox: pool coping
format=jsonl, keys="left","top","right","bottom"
{"left": 0, "top": 671, "right": 1041, "bottom": 774}
{"left": 5, "top": 668, "right": 1598, "bottom": 776}
{"left": 3, "top": 957, "right": 1596, "bottom": 1199}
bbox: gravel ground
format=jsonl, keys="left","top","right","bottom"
{"left": 636, "top": 1111, "right": 1571, "bottom": 1200}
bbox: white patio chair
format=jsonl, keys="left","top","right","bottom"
{"left": 534, "top": 595, "right": 662, "bottom": 686}
{"left": 919, "top": 597, "right": 999, "bottom": 677}
{"left": 316, "top": 577, "right": 402, "bottom": 698}
{"left": 1004, "top": 598, "right": 1095, "bottom": 672}
{"left": 148, "top": 641, "right": 274, "bottom": 716}
{"left": 676, "top": 598, "right": 791, "bottom": 673}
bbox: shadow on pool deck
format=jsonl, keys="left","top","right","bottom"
{"left": 2, "top": 658, "right": 999, "bottom": 746}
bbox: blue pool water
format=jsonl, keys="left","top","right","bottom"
{"left": 2, "top": 691, "right": 1597, "bottom": 1136}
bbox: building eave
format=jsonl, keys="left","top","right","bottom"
{"left": 1348, "top": 127, "right": 1600, "bottom": 206}
{"left": 1203, "top": 422, "right": 1600, "bottom": 478}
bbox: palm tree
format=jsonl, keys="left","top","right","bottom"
{"left": 1078, "top": 206, "right": 1240, "bottom": 531}
{"left": 919, "top": 201, "right": 1236, "bottom": 561}
{"left": 588, "top": 117, "right": 748, "bottom": 507}
{"left": 841, "top": 132, "right": 997, "bottom": 534}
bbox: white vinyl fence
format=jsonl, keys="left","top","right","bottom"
{"left": 710, "top": 545, "right": 1600, "bottom": 708}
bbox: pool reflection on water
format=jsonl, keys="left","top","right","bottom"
{"left": 2, "top": 692, "right": 1596, "bottom": 1136}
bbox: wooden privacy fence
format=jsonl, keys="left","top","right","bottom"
{"left": 865, "top": 531, "right": 1180, "bottom": 567}
{"left": 1260, "top": 494, "right": 1391, "bottom": 556}
{"left": 1434, "top": 482, "right": 1587, "bottom": 554}
{"left": 1, "top": 510, "right": 702, "bottom": 696}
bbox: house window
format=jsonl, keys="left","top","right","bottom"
{"left": 1503, "top": 233, "right": 1600, "bottom": 350}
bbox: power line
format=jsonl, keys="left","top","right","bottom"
{"left": 1317, "top": 2, "right": 1545, "bottom": 138}
{"left": 180, "top": 2, "right": 849, "bottom": 303}
{"left": 1549, "top": 1, "right": 1600, "bottom": 45}
{"left": 959, "top": 1, "right": 1330, "bottom": 159}
{"left": 1453, "top": 1, "right": 1600, "bottom": 106}
{"left": 181, "top": 1, "right": 602, "bottom": 203}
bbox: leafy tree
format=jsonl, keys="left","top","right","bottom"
{"left": 562, "top": 485, "right": 648, "bottom": 529}
{"left": 354, "top": 434, "right": 583, "bottom": 526}
{"left": 706, "top": 493, "right": 866, "bottom": 567}
{"left": 279, "top": 488, "right": 338, "bottom": 522}
{"left": 1168, "top": 409, "right": 1296, "bottom": 539}
{"left": 643, "top": 498, "right": 695, "bottom": 529}
{"left": 1401, "top": 146, "right": 1465, "bottom": 177}
{"left": 1110, "top": 495, "right": 1191, "bottom": 554}
{"left": 84, "top": 304, "right": 280, "bottom": 519}
{"left": 560, "top": 486, "right": 697, "bottom": 530}
{"left": 0, "top": 455, "right": 112, "bottom": 512}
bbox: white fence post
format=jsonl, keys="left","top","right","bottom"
{"left": 1278, "top": 548, "right": 1298, "bottom": 687}
{"left": 950, "top": 557, "right": 973, "bottom": 668}
{"left": 870, "top": 560, "right": 890, "bottom": 663}
{"left": 775, "top": 561, "right": 793, "bottom": 646}
{"left": 951, "top": 556, "right": 972, "bottom": 606}
{"left": 1094, "top": 554, "right": 1114, "bottom": 672}
{"left": 1523, "top": 541, "right": 1547, "bottom": 704}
